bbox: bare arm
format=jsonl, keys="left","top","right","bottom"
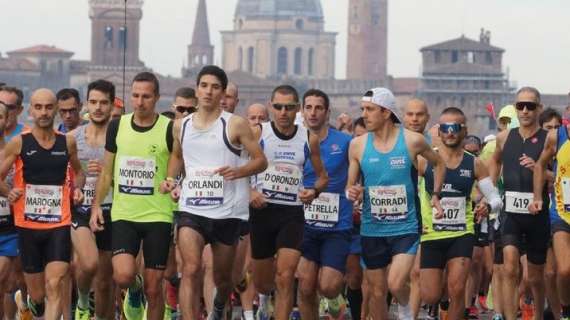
{"left": 345, "top": 136, "right": 364, "bottom": 202}
{"left": 66, "top": 135, "right": 85, "bottom": 189}
{"left": 532, "top": 130, "right": 557, "bottom": 204}
{"left": 308, "top": 132, "right": 328, "bottom": 194}
{"left": 166, "top": 119, "right": 184, "bottom": 180}
{"left": 489, "top": 131, "right": 506, "bottom": 184}
{"left": 0, "top": 137, "right": 21, "bottom": 197}
{"left": 93, "top": 151, "right": 115, "bottom": 208}
{"left": 235, "top": 117, "right": 267, "bottom": 178}
{"left": 413, "top": 134, "right": 444, "bottom": 217}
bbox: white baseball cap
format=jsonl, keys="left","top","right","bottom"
{"left": 361, "top": 87, "right": 401, "bottom": 123}
{"left": 484, "top": 134, "right": 496, "bottom": 143}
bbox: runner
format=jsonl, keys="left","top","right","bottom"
{"left": 345, "top": 87, "right": 445, "bottom": 319}
{"left": 221, "top": 82, "right": 239, "bottom": 113}
{"left": 490, "top": 87, "right": 549, "bottom": 320}
{"left": 160, "top": 65, "right": 267, "bottom": 320}
{"left": 531, "top": 106, "right": 570, "bottom": 320}
{"left": 250, "top": 85, "right": 328, "bottom": 320}
{"left": 401, "top": 98, "right": 431, "bottom": 319}
{"left": 296, "top": 89, "right": 352, "bottom": 320}
{"left": 0, "top": 86, "right": 28, "bottom": 141}
{"left": 69, "top": 79, "right": 116, "bottom": 320}
{"left": 0, "top": 102, "right": 16, "bottom": 320}
{"left": 91, "top": 72, "right": 173, "bottom": 320}
{"left": 246, "top": 103, "right": 269, "bottom": 127}
{"left": 0, "top": 88, "right": 84, "bottom": 319}
{"left": 418, "top": 107, "right": 502, "bottom": 320}
{"left": 56, "top": 88, "right": 84, "bottom": 133}
{"left": 171, "top": 87, "right": 197, "bottom": 119}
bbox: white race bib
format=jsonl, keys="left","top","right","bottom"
{"left": 118, "top": 156, "right": 156, "bottom": 195}
{"left": 184, "top": 168, "right": 224, "bottom": 207}
{"left": 368, "top": 185, "right": 407, "bottom": 221}
{"left": 432, "top": 197, "right": 466, "bottom": 231}
{"left": 505, "top": 191, "right": 533, "bottom": 214}
{"left": 562, "top": 178, "right": 570, "bottom": 211}
{"left": 0, "top": 197, "right": 9, "bottom": 217}
{"left": 82, "top": 176, "right": 112, "bottom": 206}
{"left": 24, "top": 184, "right": 63, "bottom": 223}
{"left": 261, "top": 163, "right": 302, "bottom": 203}
{"left": 304, "top": 192, "right": 340, "bottom": 223}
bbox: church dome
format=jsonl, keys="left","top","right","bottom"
{"left": 235, "top": 0, "right": 324, "bottom": 21}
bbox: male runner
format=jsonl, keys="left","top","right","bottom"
{"left": 250, "top": 85, "right": 328, "bottom": 320}
{"left": 418, "top": 107, "right": 502, "bottom": 320}
{"left": 56, "top": 88, "right": 83, "bottom": 133}
{"left": 345, "top": 87, "right": 445, "bottom": 319}
{"left": 221, "top": 82, "right": 239, "bottom": 113}
{"left": 0, "top": 86, "right": 28, "bottom": 141}
{"left": 246, "top": 103, "right": 269, "bottom": 127}
{"left": 171, "top": 87, "right": 197, "bottom": 119}
{"left": 296, "top": 89, "right": 352, "bottom": 320}
{"left": 161, "top": 65, "right": 266, "bottom": 320}
{"left": 69, "top": 79, "right": 116, "bottom": 320}
{"left": 91, "top": 72, "right": 173, "bottom": 320}
{"left": 490, "top": 87, "right": 549, "bottom": 320}
{"left": 0, "top": 88, "right": 84, "bottom": 319}
{"left": 531, "top": 104, "right": 570, "bottom": 320}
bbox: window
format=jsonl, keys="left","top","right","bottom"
{"left": 451, "top": 50, "right": 458, "bottom": 63}
{"left": 119, "top": 27, "right": 127, "bottom": 49}
{"left": 485, "top": 52, "right": 493, "bottom": 64}
{"left": 238, "top": 47, "right": 243, "bottom": 70}
{"left": 295, "top": 19, "right": 304, "bottom": 30}
{"left": 294, "top": 48, "right": 302, "bottom": 75}
{"left": 277, "top": 47, "right": 288, "bottom": 74}
{"left": 104, "top": 26, "right": 113, "bottom": 49}
{"left": 434, "top": 50, "right": 441, "bottom": 63}
{"left": 467, "top": 51, "right": 474, "bottom": 63}
{"left": 247, "top": 47, "right": 254, "bottom": 73}
{"left": 308, "top": 48, "right": 314, "bottom": 76}
{"left": 484, "top": 80, "right": 490, "bottom": 89}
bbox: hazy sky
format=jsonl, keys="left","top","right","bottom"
{"left": 3, "top": 0, "right": 569, "bottom": 94}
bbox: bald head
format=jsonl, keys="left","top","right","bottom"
{"left": 246, "top": 103, "right": 268, "bottom": 126}
{"left": 403, "top": 98, "right": 430, "bottom": 133}
{"left": 221, "top": 82, "right": 239, "bottom": 113}
{"left": 30, "top": 88, "right": 57, "bottom": 129}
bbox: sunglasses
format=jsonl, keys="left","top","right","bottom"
{"left": 272, "top": 103, "right": 298, "bottom": 111}
{"left": 2, "top": 103, "right": 19, "bottom": 111}
{"left": 515, "top": 101, "right": 539, "bottom": 111}
{"left": 174, "top": 105, "right": 197, "bottom": 114}
{"left": 439, "top": 123, "right": 465, "bottom": 134}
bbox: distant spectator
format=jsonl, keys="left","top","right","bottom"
{"left": 337, "top": 112, "right": 353, "bottom": 134}
{"left": 539, "top": 108, "right": 562, "bottom": 131}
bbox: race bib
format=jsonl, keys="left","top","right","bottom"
{"left": 432, "top": 197, "right": 466, "bottom": 231}
{"left": 118, "top": 156, "right": 156, "bottom": 195}
{"left": 82, "top": 176, "right": 112, "bottom": 206}
{"left": 481, "top": 218, "right": 489, "bottom": 234}
{"left": 24, "top": 184, "right": 63, "bottom": 223}
{"left": 0, "top": 197, "right": 9, "bottom": 223}
{"left": 261, "top": 163, "right": 302, "bottom": 203}
{"left": 304, "top": 192, "right": 340, "bottom": 224}
{"left": 562, "top": 178, "right": 570, "bottom": 211}
{"left": 184, "top": 168, "right": 224, "bottom": 207}
{"left": 368, "top": 185, "right": 407, "bottom": 221}
{"left": 505, "top": 191, "right": 533, "bottom": 214}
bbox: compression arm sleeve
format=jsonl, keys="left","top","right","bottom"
{"left": 478, "top": 177, "right": 503, "bottom": 214}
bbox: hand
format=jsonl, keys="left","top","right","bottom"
{"left": 431, "top": 196, "right": 444, "bottom": 219}
{"left": 250, "top": 190, "right": 267, "bottom": 209}
{"left": 299, "top": 188, "right": 317, "bottom": 204}
{"left": 87, "top": 160, "right": 102, "bottom": 175}
{"left": 90, "top": 205, "right": 105, "bottom": 232}
{"left": 7, "top": 188, "right": 23, "bottom": 203}
{"left": 171, "top": 185, "right": 181, "bottom": 202}
{"left": 215, "top": 166, "right": 240, "bottom": 181}
{"left": 346, "top": 184, "right": 363, "bottom": 202}
{"left": 160, "top": 179, "right": 176, "bottom": 194}
{"left": 73, "top": 187, "right": 84, "bottom": 205}
{"left": 528, "top": 199, "right": 543, "bottom": 214}
{"left": 519, "top": 153, "right": 536, "bottom": 171}
{"left": 474, "top": 201, "right": 489, "bottom": 223}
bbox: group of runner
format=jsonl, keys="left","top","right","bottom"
{"left": 0, "top": 64, "right": 569, "bottom": 320}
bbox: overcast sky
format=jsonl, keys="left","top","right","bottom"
{"left": 3, "top": 0, "right": 569, "bottom": 94}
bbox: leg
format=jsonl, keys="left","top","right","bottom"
{"left": 502, "top": 245, "right": 521, "bottom": 320}
{"left": 70, "top": 227, "right": 99, "bottom": 310}
{"left": 365, "top": 268, "right": 389, "bottom": 319}
{"left": 447, "top": 257, "right": 471, "bottom": 320}
{"left": 274, "top": 248, "right": 302, "bottom": 320}
{"left": 296, "top": 257, "right": 319, "bottom": 320}
{"left": 202, "top": 245, "right": 215, "bottom": 314}
{"left": 178, "top": 227, "right": 206, "bottom": 320}
{"left": 409, "top": 248, "right": 422, "bottom": 319}
{"left": 465, "top": 246, "right": 483, "bottom": 309}
{"left": 112, "top": 254, "right": 138, "bottom": 289}
{"left": 143, "top": 268, "right": 166, "bottom": 320}
{"left": 345, "top": 254, "right": 363, "bottom": 320}
{"left": 553, "top": 230, "right": 570, "bottom": 318}
{"left": 419, "top": 268, "right": 444, "bottom": 305}
{"left": 544, "top": 246, "right": 561, "bottom": 320}
{"left": 387, "top": 253, "right": 415, "bottom": 306}
{"left": 211, "top": 241, "right": 238, "bottom": 311}
{"left": 251, "top": 257, "right": 275, "bottom": 295}
{"left": 94, "top": 250, "right": 115, "bottom": 319}
{"left": 44, "top": 261, "right": 70, "bottom": 320}
{"left": 0, "top": 256, "right": 13, "bottom": 319}
{"left": 527, "top": 261, "right": 545, "bottom": 320}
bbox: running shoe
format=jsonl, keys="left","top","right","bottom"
{"left": 74, "top": 306, "right": 90, "bottom": 320}
{"left": 123, "top": 274, "right": 145, "bottom": 320}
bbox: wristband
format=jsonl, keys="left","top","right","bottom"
{"left": 165, "top": 177, "right": 175, "bottom": 183}
{"left": 432, "top": 191, "right": 441, "bottom": 200}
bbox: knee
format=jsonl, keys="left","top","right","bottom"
{"left": 388, "top": 276, "right": 407, "bottom": 295}
{"left": 421, "top": 288, "right": 440, "bottom": 305}
{"left": 113, "top": 269, "right": 135, "bottom": 289}
{"left": 81, "top": 257, "right": 99, "bottom": 277}
{"left": 319, "top": 281, "right": 342, "bottom": 299}
{"left": 557, "top": 262, "right": 570, "bottom": 280}
{"left": 144, "top": 281, "right": 163, "bottom": 303}
{"left": 527, "top": 272, "right": 543, "bottom": 288}
{"left": 503, "top": 262, "right": 519, "bottom": 279}
{"left": 346, "top": 274, "right": 362, "bottom": 290}
{"left": 213, "top": 271, "right": 233, "bottom": 290}
{"left": 447, "top": 281, "right": 466, "bottom": 300}
{"left": 275, "top": 268, "right": 295, "bottom": 289}
{"left": 45, "top": 274, "right": 65, "bottom": 295}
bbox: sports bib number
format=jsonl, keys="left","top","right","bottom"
{"left": 82, "top": 176, "right": 113, "bottom": 206}
{"left": 505, "top": 191, "right": 533, "bottom": 214}
{"left": 184, "top": 168, "right": 224, "bottom": 206}
{"left": 118, "top": 156, "right": 156, "bottom": 195}
{"left": 304, "top": 192, "right": 340, "bottom": 224}
{"left": 24, "top": 184, "right": 63, "bottom": 223}
{"left": 368, "top": 185, "right": 407, "bottom": 221}
{"left": 0, "top": 197, "right": 9, "bottom": 224}
{"left": 562, "top": 178, "right": 570, "bottom": 211}
{"left": 261, "top": 163, "right": 302, "bottom": 203}
{"left": 432, "top": 197, "right": 466, "bottom": 231}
